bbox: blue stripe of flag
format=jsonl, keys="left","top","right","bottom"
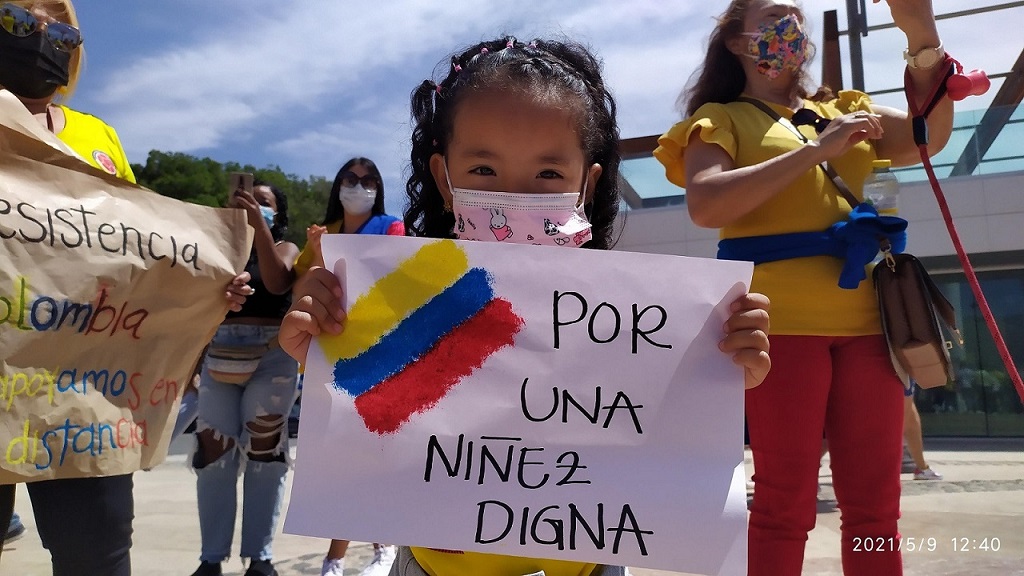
{"left": 332, "top": 267, "right": 494, "bottom": 396}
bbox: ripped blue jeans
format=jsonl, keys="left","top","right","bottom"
{"left": 193, "top": 324, "right": 298, "bottom": 563}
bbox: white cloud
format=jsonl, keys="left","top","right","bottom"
{"left": 269, "top": 100, "right": 412, "bottom": 215}
{"left": 81, "top": 0, "right": 1024, "bottom": 183}
{"left": 95, "top": 1, "right": 524, "bottom": 161}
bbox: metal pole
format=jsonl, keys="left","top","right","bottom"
{"left": 822, "top": 10, "right": 843, "bottom": 90}
{"left": 846, "top": 0, "right": 866, "bottom": 91}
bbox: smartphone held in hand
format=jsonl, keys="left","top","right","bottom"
{"left": 229, "top": 172, "right": 254, "bottom": 196}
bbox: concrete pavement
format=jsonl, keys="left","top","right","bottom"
{"left": 2, "top": 437, "right": 1022, "bottom": 575}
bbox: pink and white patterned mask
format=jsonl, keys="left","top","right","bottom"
{"left": 451, "top": 188, "right": 592, "bottom": 247}
{"left": 446, "top": 168, "right": 592, "bottom": 247}
{"left": 742, "top": 14, "right": 809, "bottom": 79}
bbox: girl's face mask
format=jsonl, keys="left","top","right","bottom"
{"left": 445, "top": 163, "right": 592, "bottom": 248}
{"left": 742, "top": 14, "right": 809, "bottom": 79}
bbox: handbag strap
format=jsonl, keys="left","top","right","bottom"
{"left": 737, "top": 97, "right": 861, "bottom": 209}
{"left": 901, "top": 70, "right": 1024, "bottom": 400}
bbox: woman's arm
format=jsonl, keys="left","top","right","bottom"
{"left": 262, "top": 241, "right": 300, "bottom": 294}
{"left": 684, "top": 113, "right": 884, "bottom": 228}
{"left": 872, "top": 0, "right": 954, "bottom": 165}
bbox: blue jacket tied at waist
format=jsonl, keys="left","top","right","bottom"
{"left": 717, "top": 203, "right": 908, "bottom": 289}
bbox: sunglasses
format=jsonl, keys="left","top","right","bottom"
{"left": 791, "top": 108, "right": 831, "bottom": 134}
{"left": 0, "top": 3, "right": 82, "bottom": 52}
{"left": 340, "top": 171, "right": 379, "bottom": 191}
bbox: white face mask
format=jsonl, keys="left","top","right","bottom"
{"left": 446, "top": 164, "right": 592, "bottom": 247}
{"left": 339, "top": 184, "right": 376, "bottom": 215}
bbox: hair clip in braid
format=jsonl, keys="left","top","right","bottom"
{"left": 480, "top": 47, "right": 488, "bottom": 54}
{"left": 506, "top": 38, "right": 515, "bottom": 49}
{"left": 528, "top": 41, "right": 537, "bottom": 49}
{"left": 451, "top": 56, "right": 462, "bottom": 73}
{"left": 435, "top": 84, "right": 442, "bottom": 95}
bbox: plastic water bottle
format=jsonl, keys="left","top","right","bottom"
{"left": 863, "top": 159, "right": 900, "bottom": 215}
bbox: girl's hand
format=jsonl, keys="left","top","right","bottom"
{"left": 225, "top": 272, "right": 253, "bottom": 312}
{"left": 279, "top": 267, "right": 345, "bottom": 363}
{"left": 719, "top": 292, "right": 771, "bottom": 389}
{"left": 810, "top": 111, "right": 884, "bottom": 161}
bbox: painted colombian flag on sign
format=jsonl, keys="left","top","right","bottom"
{"left": 318, "top": 240, "right": 524, "bottom": 434}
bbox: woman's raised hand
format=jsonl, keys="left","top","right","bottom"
{"left": 230, "top": 187, "right": 265, "bottom": 230}
{"left": 810, "top": 111, "right": 884, "bottom": 161}
{"left": 873, "top": 0, "right": 938, "bottom": 39}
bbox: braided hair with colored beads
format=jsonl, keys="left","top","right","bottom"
{"left": 405, "top": 36, "right": 622, "bottom": 249}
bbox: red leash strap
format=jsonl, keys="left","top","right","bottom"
{"left": 904, "top": 56, "right": 956, "bottom": 146}
{"left": 905, "top": 58, "right": 1024, "bottom": 403}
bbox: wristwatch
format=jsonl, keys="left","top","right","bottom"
{"left": 903, "top": 44, "right": 945, "bottom": 69}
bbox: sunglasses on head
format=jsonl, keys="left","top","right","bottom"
{"left": 791, "top": 108, "right": 831, "bottom": 134}
{"left": 1, "top": 3, "right": 82, "bottom": 52}
{"left": 340, "top": 171, "right": 379, "bottom": 191}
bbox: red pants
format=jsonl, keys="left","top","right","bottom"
{"left": 747, "top": 335, "right": 904, "bottom": 576}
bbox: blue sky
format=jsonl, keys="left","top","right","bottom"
{"left": 67, "top": 1, "right": 1020, "bottom": 215}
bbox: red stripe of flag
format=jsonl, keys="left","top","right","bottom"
{"left": 354, "top": 298, "right": 523, "bottom": 434}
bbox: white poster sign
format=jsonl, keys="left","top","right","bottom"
{"left": 285, "top": 235, "right": 752, "bottom": 575}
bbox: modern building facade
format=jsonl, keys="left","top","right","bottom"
{"left": 612, "top": 102, "right": 1024, "bottom": 437}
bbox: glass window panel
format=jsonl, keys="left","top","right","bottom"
{"left": 916, "top": 270, "right": 1024, "bottom": 437}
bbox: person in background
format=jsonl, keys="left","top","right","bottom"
{"left": 171, "top": 371, "right": 202, "bottom": 439}
{"left": 295, "top": 157, "right": 406, "bottom": 274}
{"left": 189, "top": 181, "right": 299, "bottom": 576}
{"left": 653, "top": 1, "right": 954, "bottom": 574}
{"left": 294, "top": 157, "right": 405, "bottom": 576}
{"left": 0, "top": 1, "right": 250, "bottom": 573}
{"left": 3, "top": 511, "right": 25, "bottom": 544}
{"left": 904, "top": 381, "right": 942, "bottom": 480}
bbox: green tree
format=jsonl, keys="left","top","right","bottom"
{"left": 132, "top": 151, "right": 331, "bottom": 246}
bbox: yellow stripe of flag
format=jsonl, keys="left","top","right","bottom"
{"left": 318, "top": 240, "right": 469, "bottom": 362}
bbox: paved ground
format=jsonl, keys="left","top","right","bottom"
{"left": 2, "top": 437, "right": 1022, "bottom": 575}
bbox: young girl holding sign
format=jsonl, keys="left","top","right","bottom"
{"left": 280, "top": 36, "right": 771, "bottom": 576}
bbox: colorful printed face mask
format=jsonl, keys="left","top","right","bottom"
{"left": 445, "top": 164, "right": 592, "bottom": 247}
{"left": 742, "top": 14, "right": 809, "bottom": 79}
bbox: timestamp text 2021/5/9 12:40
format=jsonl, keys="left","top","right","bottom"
{"left": 851, "top": 537, "right": 1003, "bottom": 553}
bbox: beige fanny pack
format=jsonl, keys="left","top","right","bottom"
{"left": 205, "top": 337, "right": 280, "bottom": 385}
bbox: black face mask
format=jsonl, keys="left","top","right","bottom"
{"left": 0, "top": 31, "right": 71, "bottom": 99}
